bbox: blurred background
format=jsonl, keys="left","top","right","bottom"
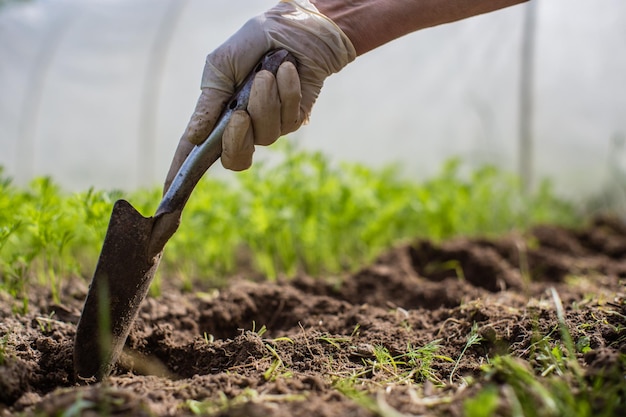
{"left": 0, "top": 0, "right": 624, "bottom": 208}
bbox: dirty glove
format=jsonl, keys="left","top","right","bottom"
{"left": 183, "top": 0, "right": 356, "bottom": 171}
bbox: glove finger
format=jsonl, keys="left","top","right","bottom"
{"left": 276, "top": 61, "right": 302, "bottom": 135}
{"left": 183, "top": 88, "right": 232, "bottom": 145}
{"left": 221, "top": 109, "right": 254, "bottom": 171}
{"left": 247, "top": 70, "right": 281, "bottom": 146}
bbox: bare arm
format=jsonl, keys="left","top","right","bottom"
{"left": 315, "top": 0, "right": 530, "bottom": 55}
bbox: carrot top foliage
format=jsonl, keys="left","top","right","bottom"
{"left": 0, "top": 145, "right": 577, "bottom": 303}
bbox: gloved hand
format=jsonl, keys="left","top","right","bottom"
{"left": 182, "top": 0, "right": 356, "bottom": 171}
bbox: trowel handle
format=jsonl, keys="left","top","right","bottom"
{"left": 156, "top": 49, "right": 297, "bottom": 216}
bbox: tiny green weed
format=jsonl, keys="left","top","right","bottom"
{"left": 185, "top": 389, "right": 307, "bottom": 416}
{"left": 450, "top": 322, "right": 484, "bottom": 384}
{"left": 333, "top": 376, "right": 428, "bottom": 417}
{"left": 35, "top": 311, "right": 56, "bottom": 334}
{"left": 250, "top": 321, "right": 267, "bottom": 337}
{"left": 464, "top": 291, "right": 626, "bottom": 417}
{"left": 318, "top": 334, "right": 352, "bottom": 349}
{"left": 263, "top": 343, "right": 291, "bottom": 381}
{"left": 403, "top": 340, "right": 452, "bottom": 385}
{"left": 341, "top": 339, "right": 452, "bottom": 389}
{"left": 463, "top": 384, "right": 500, "bottom": 417}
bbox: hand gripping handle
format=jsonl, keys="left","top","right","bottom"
{"left": 157, "top": 49, "right": 297, "bottom": 216}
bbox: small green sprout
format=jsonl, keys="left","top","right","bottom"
{"left": 35, "top": 311, "right": 56, "bottom": 334}
{"left": 251, "top": 321, "right": 267, "bottom": 337}
{"left": 463, "top": 384, "right": 499, "bottom": 417}
{"left": 318, "top": 335, "right": 351, "bottom": 349}
{"left": 263, "top": 343, "right": 292, "bottom": 381}
{"left": 450, "top": 322, "right": 484, "bottom": 384}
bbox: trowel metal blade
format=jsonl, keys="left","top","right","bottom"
{"left": 74, "top": 199, "right": 161, "bottom": 381}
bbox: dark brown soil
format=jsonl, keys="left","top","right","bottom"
{"left": 1, "top": 215, "right": 625, "bottom": 416}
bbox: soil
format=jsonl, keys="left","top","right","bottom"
{"left": 1, "top": 215, "right": 625, "bottom": 416}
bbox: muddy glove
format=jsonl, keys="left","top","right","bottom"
{"left": 183, "top": 0, "right": 356, "bottom": 171}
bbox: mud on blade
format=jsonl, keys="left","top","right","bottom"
{"left": 74, "top": 199, "right": 161, "bottom": 381}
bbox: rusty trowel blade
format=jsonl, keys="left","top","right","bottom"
{"left": 74, "top": 199, "right": 161, "bottom": 381}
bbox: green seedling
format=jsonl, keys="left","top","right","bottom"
{"left": 484, "top": 355, "right": 600, "bottom": 417}
{"left": 272, "top": 336, "right": 295, "bottom": 344}
{"left": 550, "top": 288, "right": 585, "bottom": 383}
{"left": 371, "top": 345, "right": 400, "bottom": 376}
{"left": 186, "top": 391, "right": 245, "bottom": 416}
{"left": 345, "top": 340, "right": 451, "bottom": 388}
{"left": 186, "top": 388, "right": 306, "bottom": 416}
{"left": 319, "top": 335, "right": 352, "bottom": 349}
{"left": 404, "top": 340, "right": 453, "bottom": 385}
{"left": 346, "top": 344, "right": 401, "bottom": 382}
{"left": 532, "top": 334, "right": 567, "bottom": 378}
{"left": 59, "top": 396, "right": 97, "bottom": 417}
{"left": 251, "top": 321, "right": 267, "bottom": 337}
{"left": 463, "top": 384, "right": 500, "bottom": 417}
{"left": 575, "top": 336, "right": 591, "bottom": 354}
{"left": 0, "top": 148, "right": 578, "bottom": 296}
{"left": 469, "top": 294, "right": 626, "bottom": 417}
{"left": 35, "top": 311, "right": 56, "bottom": 334}
{"left": 449, "top": 322, "right": 484, "bottom": 384}
{"left": 333, "top": 376, "right": 379, "bottom": 413}
{"left": 203, "top": 332, "right": 214, "bottom": 344}
{"left": 263, "top": 343, "right": 292, "bottom": 381}
{"left": 333, "top": 376, "right": 418, "bottom": 417}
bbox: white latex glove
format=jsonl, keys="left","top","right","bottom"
{"left": 183, "top": 0, "right": 356, "bottom": 171}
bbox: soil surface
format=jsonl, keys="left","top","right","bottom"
{"left": 1, "top": 216, "right": 625, "bottom": 416}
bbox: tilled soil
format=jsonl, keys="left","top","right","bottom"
{"left": 1, "top": 216, "right": 625, "bottom": 416}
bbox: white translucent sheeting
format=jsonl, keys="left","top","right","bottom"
{"left": 0, "top": 0, "right": 625, "bottom": 201}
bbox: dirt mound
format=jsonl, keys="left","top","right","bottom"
{"left": 1, "top": 216, "right": 625, "bottom": 416}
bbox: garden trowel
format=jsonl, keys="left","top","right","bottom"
{"left": 74, "top": 50, "right": 296, "bottom": 382}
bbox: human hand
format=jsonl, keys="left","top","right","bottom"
{"left": 182, "top": 0, "right": 356, "bottom": 171}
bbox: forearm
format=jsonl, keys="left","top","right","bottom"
{"left": 314, "top": 0, "right": 530, "bottom": 55}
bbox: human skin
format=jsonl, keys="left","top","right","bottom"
{"left": 315, "top": 0, "right": 530, "bottom": 55}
